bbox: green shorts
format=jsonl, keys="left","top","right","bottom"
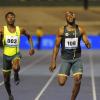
{"left": 3, "top": 52, "right": 22, "bottom": 72}
{"left": 58, "top": 57, "right": 83, "bottom": 76}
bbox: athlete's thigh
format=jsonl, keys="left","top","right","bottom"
{"left": 58, "top": 58, "right": 71, "bottom": 76}
{"left": 12, "top": 58, "right": 20, "bottom": 65}
{"left": 3, "top": 55, "right": 12, "bottom": 72}
{"left": 73, "top": 74, "right": 82, "bottom": 83}
{"left": 12, "top": 55, "right": 21, "bottom": 70}
{"left": 72, "top": 58, "right": 83, "bottom": 76}
{"left": 12, "top": 53, "right": 21, "bottom": 66}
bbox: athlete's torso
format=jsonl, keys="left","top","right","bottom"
{"left": 61, "top": 25, "right": 82, "bottom": 60}
{"left": 3, "top": 26, "right": 20, "bottom": 56}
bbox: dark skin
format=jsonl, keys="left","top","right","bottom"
{"left": 0, "top": 14, "right": 35, "bottom": 71}
{"left": 0, "top": 14, "right": 35, "bottom": 55}
{"left": 0, "top": 13, "right": 35, "bottom": 97}
{"left": 49, "top": 11, "right": 91, "bottom": 100}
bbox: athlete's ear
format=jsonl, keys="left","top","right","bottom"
{"left": 64, "top": 11, "right": 69, "bottom": 18}
{"left": 73, "top": 13, "right": 76, "bottom": 19}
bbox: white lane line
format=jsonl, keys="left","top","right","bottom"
{"left": 0, "top": 81, "right": 4, "bottom": 86}
{"left": 89, "top": 51, "right": 97, "bottom": 100}
{"left": 0, "top": 54, "right": 48, "bottom": 86}
{"left": 35, "top": 65, "right": 60, "bottom": 100}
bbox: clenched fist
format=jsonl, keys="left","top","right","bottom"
{"left": 29, "top": 49, "right": 35, "bottom": 56}
{"left": 49, "top": 61, "right": 56, "bottom": 72}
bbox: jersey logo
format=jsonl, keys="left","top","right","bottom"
{"left": 65, "top": 33, "right": 69, "bottom": 36}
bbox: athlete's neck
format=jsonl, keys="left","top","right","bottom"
{"left": 67, "top": 24, "right": 76, "bottom": 29}
{"left": 7, "top": 24, "right": 16, "bottom": 33}
{"left": 7, "top": 24, "right": 15, "bottom": 28}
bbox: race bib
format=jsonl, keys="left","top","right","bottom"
{"left": 5, "top": 36, "right": 19, "bottom": 46}
{"left": 65, "top": 38, "right": 78, "bottom": 49}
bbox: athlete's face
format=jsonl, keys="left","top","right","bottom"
{"left": 6, "top": 14, "right": 15, "bottom": 25}
{"left": 65, "top": 12, "right": 76, "bottom": 25}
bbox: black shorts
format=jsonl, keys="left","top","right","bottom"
{"left": 3, "top": 52, "right": 22, "bottom": 72}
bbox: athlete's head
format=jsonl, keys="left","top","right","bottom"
{"left": 64, "top": 11, "right": 76, "bottom": 25}
{"left": 5, "top": 12, "right": 16, "bottom": 25}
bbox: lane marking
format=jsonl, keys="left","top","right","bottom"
{"left": 0, "top": 81, "right": 4, "bottom": 86}
{"left": 35, "top": 65, "right": 60, "bottom": 100}
{"left": 89, "top": 51, "right": 97, "bottom": 100}
{"left": 0, "top": 54, "right": 49, "bottom": 86}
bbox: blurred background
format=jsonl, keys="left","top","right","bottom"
{"left": 0, "top": 0, "right": 100, "bottom": 49}
{"left": 0, "top": 0, "right": 100, "bottom": 34}
{"left": 0, "top": 0, "right": 100, "bottom": 100}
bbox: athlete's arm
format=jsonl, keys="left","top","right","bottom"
{"left": 49, "top": 27, "right": 63, "bottom": 72}
{"left": 0, "top": 26, "right": 3, "bottom": 35}
{"left": 0, "top": 26, "right": 3, "bottom": 39}
{"left": 0, "top": 26, "right": 4, "bottom": 47}
{"left": 20, "top": 28, "right": 35, "bottom": 55}
{"left": 79, "top": 26, "right": 91, "bottom": 49}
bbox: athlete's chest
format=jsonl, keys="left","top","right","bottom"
{"left": 62, "top": 30, "right": 81, "bottom": 49}
{"left": 64, "top": 30, "right": 81, "bottom": 38}
{"left": 4, "top": 30, "right": 19, "bottom": 46}
{"left": 7, "top": 26, "right": 16, "bottom": 33}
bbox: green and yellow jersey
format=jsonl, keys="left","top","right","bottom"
{"left": 3, "top": 26, "right": 20, "bottom": 56}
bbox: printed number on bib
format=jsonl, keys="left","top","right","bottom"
{"left": 65, "top": 38, "right": 78, "bottom": 49}
{"left": 6, "top": 36, "right": 18, "bottom": 46}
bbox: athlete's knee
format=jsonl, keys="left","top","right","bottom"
{"left": 57, "top": 75, "right": 67, "bottom": 86}
{"left": 13, "top": 65, "right": 20, "bottom": 70}
{"left": 4, "top": 79, "right": 10, "bottom": 87}
{"left": 12, "top": 62, "right": 20, "bottom": 71}
{"left": 3, "top": 75, "right": 10, "bottom": 85}
{"left": 12, "top": 58, "right": 20, "bottom": 66}
{"left": 73, "top": 74, "right": 82, "bottom": 84}
{"left": 58, "top": 79, "right": 66, "bottom": 86}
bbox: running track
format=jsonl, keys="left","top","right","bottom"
{"left": 0, "top": 50, "right": 100, "bottom": 100}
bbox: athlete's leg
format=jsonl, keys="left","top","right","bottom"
{"left": 71, "top": 58, "right": 83, "bottom": 100}
{"left": 3, "top": 71, "right": 11, "bottom": 96}
{"left": 71, "top": 74, "right": 82, "bottom": 100}
{"left": 12, "top": 57, "right": 20, "bottom": 85}
{"left": 3, "top": 70, "right": 14, "bottom": 100}
{"left": 12, "top": 57, "right": 20, "bottom": 72}
{"left": 57, "top": 74, "right": 68, "bottom": 86}
{"left": 3, "top": 55, "right": 14, "bottom": 100}
{"left": 58, "top": 58, "right": 71, "bottom": 86}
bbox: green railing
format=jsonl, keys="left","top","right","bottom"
{"left": 0, "top": 0, "right": 100, "bottom": 6}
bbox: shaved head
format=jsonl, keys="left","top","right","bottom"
{"left": 64, "top": 11, "right": 75, "bottom": 18}
{"left": 64, "top": 11, "right": 76, "bottom": 25}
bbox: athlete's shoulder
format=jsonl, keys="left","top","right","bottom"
{"left": 0, "top": 26, "right": 4, "bottom": 34}
{"left": 78, "top": 25, "right": 86, "bottom": 34}
{"left": 20, "top": 26, "right": 26, "bottom": 31}
{"left": 15, "top": 25, "right": 20, "bottom": 30}
{"left": 19, "top": 27, "right": 30, "bottom": 36}
{"left": 18, "top": 26, "right": 25, "bottom": 34}
{"left": 78, "top": 25, "right": 84, "bottom": 30}
{"left": 58, "top": 26, "right": 64, "bottom": 35}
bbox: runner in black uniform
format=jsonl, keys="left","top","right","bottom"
{"left": 49, "top": 11, "right": 91, "bottom": 100}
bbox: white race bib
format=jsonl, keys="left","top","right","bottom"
{"left": 65, "top": 38, "right": 78, "bottom": 49}
{"left": 5, "top": 36, "right": 19, "bottom": 46}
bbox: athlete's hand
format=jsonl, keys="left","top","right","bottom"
{"left": 29, "top": 48, "right": 35, "bottom": 56}
{"left": 49, "top": 61, "right": 56, "bottom": 72}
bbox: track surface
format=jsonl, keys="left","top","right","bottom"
{"left": 0, "top": 50, "right": 100, "bottom": 100}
